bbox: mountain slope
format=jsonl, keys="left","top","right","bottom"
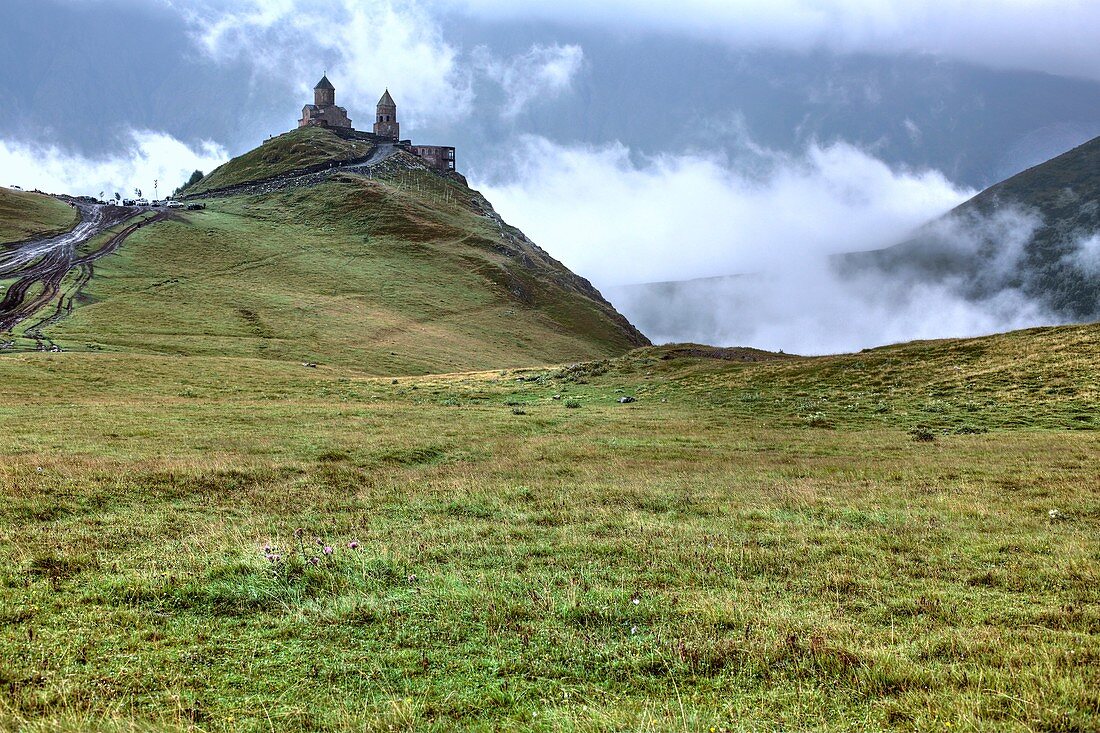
{"left": 840, "top": 135, "right": 1100, "bottom": 318}
{"left": 0, "top": 187, "right": 78, "bottom": 244}
{"left": 29, "top": 130, "right": 648, "bottom": 373}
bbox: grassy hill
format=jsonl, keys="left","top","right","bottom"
{"left": 841, "top": 135, "right": 1100, "bottom": 319}
{"left": 9, "top": 135, "right": 647, "bottom": 373}
{"left": 0, "top": 187, "right": 78, "bottom": 243}
{"left": 185, "top": 127, "right": 376, "bottom": 195}
{"left": 0, "top": 323, "right": 1096, "bottom": 730}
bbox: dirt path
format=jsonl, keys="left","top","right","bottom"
{"left": 0, "top": 201, "right": 165, "bottom": 345}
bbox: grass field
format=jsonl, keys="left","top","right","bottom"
{"left": 1, "top": 323, "right": 1097, "bottom": 731}
{"left": 0, "top": 188, "right": 78, "bottom": 244}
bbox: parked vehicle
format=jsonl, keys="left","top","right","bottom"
{"left": 167, "top": 201, "right": 184, "bottom": 209}
{"left": 9, "top": 185, "right": 22, "bottom": 190}
{"left": 122, "top": 198, "right": 136, "bottom": 206}
{"left": 135, "top": 198, "right": 150, "bottom": 206}
{"left": 186, "top": 203, "right": 206, "bottom": 211}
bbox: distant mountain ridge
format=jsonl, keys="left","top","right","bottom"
{"left": 839, "top": 134, "right": 1100, "bottom": 319}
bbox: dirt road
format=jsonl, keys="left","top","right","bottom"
{"left": 0, "top": 201, "right": 164, "bottom": 342}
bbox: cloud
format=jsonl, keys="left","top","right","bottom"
{"left": 474, "top": 135, "right": 1079, "bottom": 354}
{"left": 601, "top": 205, "right": 1058, "bottom": 354}
{"left": 472, "top": 44, "right": 585, "bottom": 119}
{"left": 172, "top": 0, "right": 474, "bottom": 127}
{"left": 0, "top": 131, "right": 228, "bottom": 199}
{"left": 476, "top": 135, "right": 970, "bottom": 286}
{"left": 449, "top": 0, "right": 1100, "bottom": 82}
{"left": 170, "top": 0, "right": 585, "bottom": 127}
{"left": 606, "top": 265, "right": 1055, "bottom": 355}
{"left": 1066, "top": 232, "right": 1100, "bottom": 276}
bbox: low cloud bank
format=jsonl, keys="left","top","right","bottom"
{"left": 606, "top": 265, "right": 1056, "bottom": 356}
{"left": 0, "top": 131, "right": 228, "bottom": 199}
{"left": 475, "top": 136, "right": 1092, "bottom": 354}
{"left": 476, "top": 136, "right": 970, "bottom": 285}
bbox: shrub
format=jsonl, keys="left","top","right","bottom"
{"left": 909, "top": 426, "right": 936, "bottom": 442}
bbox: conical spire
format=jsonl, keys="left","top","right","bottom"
{"left": 315, "top": 75, "right": 335, "bottom": 91}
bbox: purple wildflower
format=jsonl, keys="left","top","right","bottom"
{"left": 348, "top": 541, "right": 360, "bottom": 550}
{"left": 309, "top": 557, "right": 319, "bottom": 566}
{"left": 323, "top": 546, "right": 334, "bottom": 556}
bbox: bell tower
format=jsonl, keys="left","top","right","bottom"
{"left": 374, "top": 89, "right": 400, "bottom": 140}
{"left": 314, "top": 75, "right": 335, "bottom": 107}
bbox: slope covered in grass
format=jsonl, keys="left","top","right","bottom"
{"left": 0, "top": 187, "right": 78, "bottom": 243}
{"left": 0, "top": 323, "right": 1096, "bottom": 731}
{"left": 186, "top": 127, "right": 375, "bottom": 195}
{"left": 40, "top": 160, "right": 647, "bottom": 373}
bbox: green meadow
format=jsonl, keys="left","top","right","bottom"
{"left": 0, "top": 325, "right": 1097, "bottom": 732}
{"left": 1, "top": 130, "right": 1097, "bottom": 731}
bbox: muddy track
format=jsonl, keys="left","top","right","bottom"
{"left": 0, "top": 202, "right": 169, "bottom": 342}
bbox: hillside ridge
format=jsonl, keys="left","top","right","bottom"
{"left": 2, "top": 129, "right": 650, "bottom": 371}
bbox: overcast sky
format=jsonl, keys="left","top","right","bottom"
{"left": 3, "top": 0, "right": 1099, "bottom": 349}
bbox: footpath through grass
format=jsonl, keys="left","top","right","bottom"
{"left": 0, "top": 324, "right": 1097, "bottom": 731}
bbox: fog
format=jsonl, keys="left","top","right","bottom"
{"left": 476, "top": 136, "right": 970, "bottom": 285}
{"left": 0, "top": 131, "right": 228, "bottom": 199}
{"left": 475, "top": 137, "right": 1081, "bottom": 354}
{"left": 606, "top": 266, "right": 1056, "bottom": 356}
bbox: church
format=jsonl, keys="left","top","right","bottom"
{"left": 298, "top": 75, "right": 352, "bottom": 130}
{"left": 297, "top": 76, "right": 456, "bottom": 173}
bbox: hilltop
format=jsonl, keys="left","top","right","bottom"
{"left": 2, "top": 127, "right": 648, "bottom": 372}
{"left": 184, "top": 126, "right": 379, "bottom": 196}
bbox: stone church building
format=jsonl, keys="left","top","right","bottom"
{"left": 298, "top": 75, "right": 353, "bottom": 130}
{"left": 296, "top": 76, "right": 455, "bottom": 173}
